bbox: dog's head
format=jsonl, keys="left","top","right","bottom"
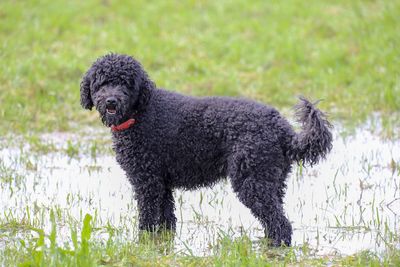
{"left": 80, "top": 53, "right": 154, "bottom": 127}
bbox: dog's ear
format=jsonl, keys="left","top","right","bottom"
{"left": 80, "top": 71, "right": 94, "bottom": 110}
{"left": 137, "top": 78, "right": 152, "bottom": 109}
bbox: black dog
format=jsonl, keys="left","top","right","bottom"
{"left": 80, "top": 53, "right": 332, "bottom": 246}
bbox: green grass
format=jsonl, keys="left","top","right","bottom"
{"left": 0, "top": 0, "right": 399, "bottom": 134}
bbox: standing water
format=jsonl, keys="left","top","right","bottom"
{"left": 0, "top": 126, "right": 399, "bottom": 256}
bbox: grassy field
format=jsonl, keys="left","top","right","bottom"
{"left": 1, "top": 0, "right": 399, "bottom": 134}
{"left": 1, "top": 0, "right": 400, "bottom": 266}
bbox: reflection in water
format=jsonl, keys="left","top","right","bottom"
{"left": 0, "top": 127, "right": 399, "bottom": 256}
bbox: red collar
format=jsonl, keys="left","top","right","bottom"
{"left": 111, "top": 118, "right": 136, "bottom": 132}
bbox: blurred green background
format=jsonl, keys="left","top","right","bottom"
{"left": 0, "top": 0, "right": 399, "bottom": 134}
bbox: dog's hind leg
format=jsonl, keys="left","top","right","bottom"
{"left": 231, "top": 176, "right": 292, "bottom": 246}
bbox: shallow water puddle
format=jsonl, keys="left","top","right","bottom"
{"left": 0, "top": 128, "right": 399, "bottom": 256}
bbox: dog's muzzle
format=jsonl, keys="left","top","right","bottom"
{"left": 106, "top": 97, "right": 118, "bottom": 115}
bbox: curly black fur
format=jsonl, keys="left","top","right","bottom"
{"left": 289, "top": 97, "right": 333, "bottom": 166}
{"left": 80, "top": 53, "right": 333, "bottom": 246}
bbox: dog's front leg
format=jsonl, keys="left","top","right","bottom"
{"left": 159, "top": 188, "right": 176, "bottom": 231}
{"left": 132, "top": 175, "right": 165, "bottom": 232}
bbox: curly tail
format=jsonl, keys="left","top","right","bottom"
{"left": 289, "top": 97, "right": 333, "bottom": 166}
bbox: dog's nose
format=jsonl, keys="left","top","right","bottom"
{"left": 106, "top": 97, "right": 117, "bottom": 107}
